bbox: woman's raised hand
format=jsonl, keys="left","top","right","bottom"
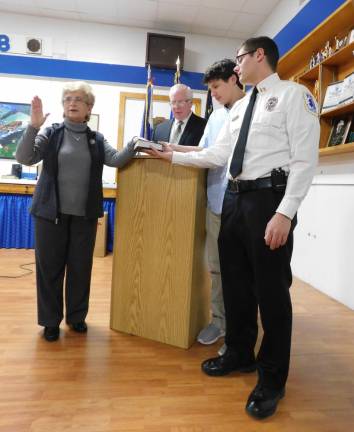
{"left": 30, "top": 96, "right": 50, "bottom": 129}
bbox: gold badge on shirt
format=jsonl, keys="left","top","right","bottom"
{"left": 265, "top": 97, "right": 278, "bottom": 111}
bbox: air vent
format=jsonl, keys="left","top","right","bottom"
{"left": 26, "top": 37, "right": 42, "bottom": 55}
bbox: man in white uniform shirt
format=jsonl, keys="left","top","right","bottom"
{"left": 149, "top": 36, "right": 320, "bottom": 419}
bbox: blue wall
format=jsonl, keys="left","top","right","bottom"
{"left": 0, "top": 0, "right": 346, "bottom": 89}
{"left": 0, "top": 54, "right": 205, "bottom": 90}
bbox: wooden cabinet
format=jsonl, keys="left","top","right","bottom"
{"left": 278, "top": 0, "right": 354, "bottom": 157}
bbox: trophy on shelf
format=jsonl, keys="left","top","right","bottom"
{"left": 334, "top": 35, "right": 348, "bottom": 51}
{"left": 309, "top": 51, "right": 322, "bottom": 69}
{"left": 321, "top": 41, "right": 332, "bottom": 60}
{"left": 309, "top": 52, "right": 316, "bottom": 69}
{"left": 310, "top": 38, "right": 338, "bottom": 69}
{"left": 314, "top": 79, "right": 320, "bottom": 103}
{"left": 315, "top": 51, "right": 322, "bottom": 65}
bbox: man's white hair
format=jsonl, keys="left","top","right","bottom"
{"left": 169, "top": 84, "right": 193, "bottom": 100}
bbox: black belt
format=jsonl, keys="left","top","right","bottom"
{"left": 227, "top": 177, "right": 273, "bottom": 193}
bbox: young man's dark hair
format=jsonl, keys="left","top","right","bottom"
{"left": 241, "top": 36, "right": 279, "bottom": 71}
{"left": 203, "top": 58, "right": 242, "bottom": 89}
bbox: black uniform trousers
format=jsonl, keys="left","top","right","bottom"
{"left": 34, "top": 214, "right": 98, "bottom": 327}
{"left": 218, "top": 186, "right": 296, "bottom": 390}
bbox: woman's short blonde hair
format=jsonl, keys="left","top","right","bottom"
{"left": 62, "top": 81, "right": 95, "bottom": 106}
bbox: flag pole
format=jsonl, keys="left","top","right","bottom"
{"left": 174, "top": 56, "right": 181, "bottom": 84}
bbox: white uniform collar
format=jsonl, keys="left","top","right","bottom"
{"left": 256, "top": 73, "right": 280, "bottom": 94}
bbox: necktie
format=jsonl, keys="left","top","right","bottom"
{"left": 169, "top": 120, "right": 183, "bottom": 144}
{"left": 229, "top": 87, "right": 258, "bottom": 178}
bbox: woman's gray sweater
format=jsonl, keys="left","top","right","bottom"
{"left": 16, "top": 119, "right": 135, "bottom": 216}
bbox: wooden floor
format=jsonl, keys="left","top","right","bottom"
{"left": 0, "top": 249, "right": 353, "bottom": 432}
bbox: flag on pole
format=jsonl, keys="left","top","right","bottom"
{"left": 140, "top": 64, "right": 153, "bottom": 139}
{"left": 204, "top": 88, "right": 213, "bottom": 121}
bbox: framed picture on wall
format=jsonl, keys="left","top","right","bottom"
{"left": 327, "top": 117, "right": 352, "bottom": 147}
{"left": 0, "top": 102, "right": 31, "bottom": 159}
{"left": 87, "top": 113, "right": 99, "bottom": 131}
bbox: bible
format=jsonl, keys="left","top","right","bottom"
{"left": 133, "top": 137, "right": 163, "bottom": 151}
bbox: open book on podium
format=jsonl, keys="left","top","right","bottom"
{"left": 134, "top": 137, "right": 163, "bottom": 151}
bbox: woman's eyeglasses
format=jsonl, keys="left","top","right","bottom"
{"left": 63, "top": 96, "right": 87, "bottom": 104}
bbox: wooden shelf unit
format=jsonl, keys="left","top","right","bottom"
{"left": 278, "top": 0, "right": 354, "bottom": 155}
{"left": 321, "top": 100, "right": 354, "bottom": 118}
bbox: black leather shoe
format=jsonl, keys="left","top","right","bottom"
{"left": 44, "top": 326, "right": 59, "bottom": 342}
{"left": 246, "top": 385, "right": 285, "bottom": 419}
{"left": 201, "top": 351, "right": 256, "bottom": 376}
{"left": 70, "top": 321, "right": 88, "bottom": 333}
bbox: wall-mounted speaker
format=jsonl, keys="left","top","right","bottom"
{"left": 145, "top": 33, "right": 185, "bottom": 70}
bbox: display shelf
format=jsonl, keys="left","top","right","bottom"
{"left": 278, "top": 0, "right": 354, "bottom": 157}
{"left": 278, "top": 1, "right": 353, "bottom": 80}
{"left": 298, "top": 64, "right": 320, "bottom": 81}
{"left": 319, "top": 141, "right": 354, "bottom": 157}
{"left": 323, "top": 41, "right": 354, "bottom": 67}
{"left": 321, "top": 101, "right": 354, "bottom": 118}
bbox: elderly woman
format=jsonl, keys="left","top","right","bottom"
{"left": 16, "top": 81, "right": 136, "bottom": 342}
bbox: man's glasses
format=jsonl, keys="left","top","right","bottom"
{"left": 63, "top": 96, "right": 87, "bottom": 104}
{"left": 170, "top": 99, "right": 191, "bottom": 107}
{"left": 235, "top": 50, "right": 257, "bottom": 65}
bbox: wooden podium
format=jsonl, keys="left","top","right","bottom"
{"left": 110, "top": 157, "right": 210, "bottom": 348}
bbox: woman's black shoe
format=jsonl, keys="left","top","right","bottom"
{"left": 70, "top": 321, "right": 88, "bottom": 333}
{"left": 44, "top": 326, "right": 60, "bottom": 342}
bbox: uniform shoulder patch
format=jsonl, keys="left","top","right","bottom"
{"left": 304, "top": 92, "right": 318, "bottom": 115}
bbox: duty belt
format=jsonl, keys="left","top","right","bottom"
{"left": 227, "top": 177, "right": 274, "bottom": 193}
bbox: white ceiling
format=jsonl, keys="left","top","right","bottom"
{"left": 0, "top": 0, "right": 282, "bottom": 39}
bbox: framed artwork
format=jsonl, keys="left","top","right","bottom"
{"left": 87, "top": 113, "right": 99, "bottom": 131}
{"left": 327, "top": 118, "right": 352, "bottom": 147}
{"left": 0, "top": 101, "right": 31, "bottom": 159}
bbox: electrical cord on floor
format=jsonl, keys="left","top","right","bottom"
{"left": 0, "top": 262, "right": 35, "bottom": 278}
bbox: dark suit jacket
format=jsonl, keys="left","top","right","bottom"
{"left": 152, "top": 112, "right": 207, "bottom": 146}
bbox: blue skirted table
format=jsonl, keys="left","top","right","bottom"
{"left": 0, "top": 183, "right": 116, "bottom": 252}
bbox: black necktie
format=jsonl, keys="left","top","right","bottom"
{"left": 229, "top": 87, "right": 258, "bottom": 178}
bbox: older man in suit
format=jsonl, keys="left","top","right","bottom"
{"left": 152, "top": 84, "right": 206, "bottom": 146}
